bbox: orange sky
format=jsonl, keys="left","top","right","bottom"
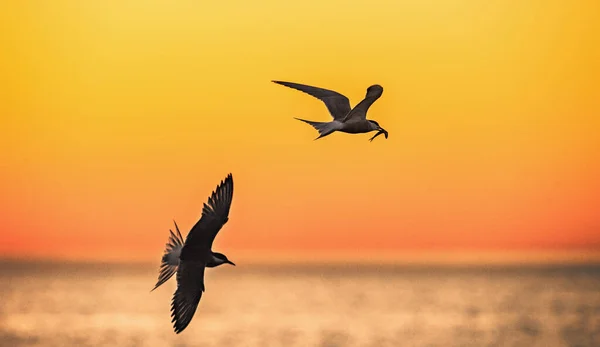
{"left": 1, "top": 1, "right": 599, "bottom": 263}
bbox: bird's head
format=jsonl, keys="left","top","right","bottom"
{"left": 366, "top": 84, "right": 384, "bottom": 98}
{"left": 368, "top": 120, "right": 389, "bottom": 142}
{"left": 213, "top": 252, "right": 236, "bottom": 266}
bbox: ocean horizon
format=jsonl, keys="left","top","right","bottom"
{"left": 1, "top": 260, "right": 599, "bottom": 346}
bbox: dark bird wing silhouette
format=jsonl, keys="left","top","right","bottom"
{"left": 151, "top": 221, "right": 184, "bottom": 292}
{"left": 272, "top": 81, "right": 352, "bottom": 121}
{"left": 170, "top": 173, "right": 234, "bottom": 333}
{"left": 183, "top": 173, "right": 234, "bottom": 250}
{"left": 171, "top": 261, "right": 205, "bottom": 334}
{"left": 343, "top": 100, "right": 370, "bottom": 122}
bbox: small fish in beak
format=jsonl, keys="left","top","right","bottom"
{"left": 369, "top": 128, "right": 388, "bottom": 142}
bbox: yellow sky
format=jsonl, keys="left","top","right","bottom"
{"left": 1, "top": 1, "right": 599, "bottom": 263}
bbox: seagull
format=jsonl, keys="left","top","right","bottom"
{"left": 272, "top": 80, "right": 389, "bottom": 142}
{"left": 151, "top": 173, "right": 235, "bottom": 334}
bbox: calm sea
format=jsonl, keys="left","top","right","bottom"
{"left": 1, "top": 261, "right": 599, "bottom": 347}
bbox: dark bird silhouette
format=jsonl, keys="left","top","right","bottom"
{"left": 151, "top": 174, "right": 235, "bottom": 334}
{"left": 272, "top": 80, "right": 389, "bottom": 141}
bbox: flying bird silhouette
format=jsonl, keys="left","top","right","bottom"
{"left": 272, "top": 80, "right": 389, "bottom": 141}
{"left": 151, "top": 173, "right": 235, "bottom": 334}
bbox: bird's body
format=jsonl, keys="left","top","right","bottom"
{"left": 151, "top": 174, "right": 235, "bottom": 334}
{"left": 272, "top": 80, "right": 389, "bottom": 141}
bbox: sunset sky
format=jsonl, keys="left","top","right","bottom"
{"left": 1, "top": 1, "right": 599, "bottom": 264}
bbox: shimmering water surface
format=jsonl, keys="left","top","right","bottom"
{"left": 1, "top": 261, "right": 599, "bottom": 347}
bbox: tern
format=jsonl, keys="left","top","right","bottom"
{"left": 272, "top": 80, "right": 389, "bottom": 141}
{"left": 151, "top": 173, "right": 235, "bottom": 334}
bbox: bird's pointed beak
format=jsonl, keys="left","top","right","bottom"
{"left": 369, "top": 127, "right": 389, "bottom": 142}
{"left": 227, "top": 260, "right": 236, "bottom": 266}
{"left": 380, "top": 127, "right": 389, "bottom": 139}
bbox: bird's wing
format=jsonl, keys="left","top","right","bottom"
{"left": 272, "top": 81, "right": 352, "bottom": 121}
{"left": 151, "top": 221, "right": 185, "bottom": 292}
{"left": 184, "top": 173, "right": 234, "bottom": 250}
{"left": 340, "top": 97, "right": 374, "bottom": 122}
{"left": 170, "top": 260, "right": 206, "bottom": 334}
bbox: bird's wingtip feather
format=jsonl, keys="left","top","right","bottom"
{"left": 272, "top": 80, "right": 291, "bottom": 86}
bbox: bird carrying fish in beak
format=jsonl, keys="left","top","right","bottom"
{"left": 272, "top": 81, "right": 390, "bottom": 142}
{"left": 369, "top": 127, "right": 388, "bottom": 142}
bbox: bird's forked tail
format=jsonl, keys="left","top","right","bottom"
{"left": 151, "top": 220, "right": 184, "bottom": 292}
{"left": 294, "top": 118, "right": 342, "bottom": 140}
